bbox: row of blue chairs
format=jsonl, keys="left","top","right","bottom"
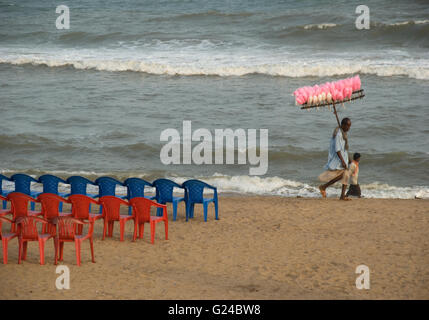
{"left": 0, "top": 174, "right": 219, "bottom": 222}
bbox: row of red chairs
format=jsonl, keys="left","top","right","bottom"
{"left": 0, "top": 192, "right": 169, "bottom": 266}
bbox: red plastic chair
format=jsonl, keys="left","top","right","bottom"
{"left": 37, "top": 193, "right": 72, "bottom": 233}
{"left": 0, "top": 216, "right": 18, "bottom": 264}
{"left": 68, "top": 194, "right": 102, "bottom": 234}
{"left": 0, "top": 195, "right": 11, "bottom": 217}
{"left": 129, "top": 197, "right": 168, "bottom": 244}
{"left": 98, "top": 196, "right": 134, "bottom": 241}
{"left": 7, "top": 192, "right": 42, "bottom": 232}
{"left": 15, "top": 216, "right": 55, "bottom": 265}
{"left": 51, "top": 216, "right": 95, "bottom": 266}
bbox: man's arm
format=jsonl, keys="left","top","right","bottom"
{"left": 334, "top": 132, "right": 348, "bottom": 169}
{"left": 336, "top": 151, "right": 347, "bottom": 169}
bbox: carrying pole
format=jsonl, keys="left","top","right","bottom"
{"left": 332, "top": 102, "right": 341, "bottom": 127}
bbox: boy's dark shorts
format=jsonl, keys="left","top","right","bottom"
{"left": 346, "top": 184, "right": 361, "bottom": 197}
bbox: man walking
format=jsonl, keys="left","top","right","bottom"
{"left": 318, "top": 117, "right": 352, "bottom": 200}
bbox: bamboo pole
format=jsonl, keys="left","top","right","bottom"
{"left": 332, "top": 102, "right": 341, "bottom": 127}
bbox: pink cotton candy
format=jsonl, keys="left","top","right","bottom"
{"left": 296, "top": 96, "right": 306, "bottom": 105}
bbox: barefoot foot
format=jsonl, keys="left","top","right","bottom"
{"left": 319, "top": 186, "right": 327, "bottom": 198}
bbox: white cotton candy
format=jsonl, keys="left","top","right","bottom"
{"left": 313, "top": 95, "right": 319, "bottom": 105}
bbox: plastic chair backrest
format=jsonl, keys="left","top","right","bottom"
{"left": 37, "top": 193, "right": 68, "bottom": 219}
{"left": 68, "top": 194, "right": 97, "bottom": 220}
{"left": 182, "top": 179, "right": 215, "bottom": 203}
{"left": 0, "top": 174, "right": 11, "bottom": 194}
{"left": 10, "top": 174, "right": 38, "bottom": 195}
{"left": 7, "top": 192, "right": 34, "bottom": 218}
{"left": 129, "top": 197, "right": 154, "bottom": 224}
{"left": 66, "top": 176, "right": 95, "bottom": 195}
{"left": 153, "top": 179, "right": 182, "bottom": 203}
{"left": 38, "top": 175, "right": 67, "bottom": 194}
{"left": 124, "top": 178, "right": 152, "bottom": 199}
{"left": 94, "top": 177, "right": 124, "bottom": 197}
{"left": 16, "top": 216, "right": 46, "bottom": 240}
{"left": 98, "top": 196, "right": 128, "bottom": 221}
{"left": 53, "top": 217, "right": 88, "bottom": 240}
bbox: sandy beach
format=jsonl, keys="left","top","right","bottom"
{"left": 1, "top": 196, "right": 428, "bottom": 300}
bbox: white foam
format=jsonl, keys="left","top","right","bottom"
{"left": 1, "top": 47, "right": 429, "bottom": 80}
{"left": 1, "top": 55, "right": 428, "bottom": 80}
{"left": 304, "top": 23, "right": 337, "bottom": 30}
{"left": 387, "top": 19, "right": 429, "bottom": 26}
{"left": 169, "top": 174, "right": 429, "bottom": 199}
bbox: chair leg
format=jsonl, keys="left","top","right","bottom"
{"left": 108, "top": 221, "right": 114, "bottom": 237}
{"left": 22, "top": 241, "right": 28, "bottom": 260}
{"left": 132, "top": 221, "right": 138, "bottom": 241}
{"left": 2, "top": 238, "right": 8, "bottom": 264}
{"left": 203, "top": 202, "right": 208, "bottom": 222}
{"left": 185, "top": 201, "right": 190, "bottom": 222}
{"left": 150, "top": 221, "right": 155, "bottom": 244}
{"left": 39, "top": 238, "right": 46, "bottom": 265}
{"left": 54, "top": 238, "right": 59, "bottom": 265}
{"left": 128, "top": 206, "right": 132, "bottom": 216}
{"left": 102, "top": 220, "right": 107, "bottom": 240}
{"left": 2, "top": 200, "right": 6, "bottom": 210}
{"left": 139, "top": 223, "right": 144, "bottom": 239}
{"left": 59, "top": 242, "right": 64, "bottom": 261}
{"left": 173, "top": 201, "right": 178, "bottom": 221}
{"left": 120, "top": 220, "right": 125, "bottom": 241}
{"left": 164, "top": 220, "right": 168, "bottom": 240}
{"left": 75, "top": 240, "right": 81, "bottom": 266}
{"left": 89, "top": 238, "right": 95, "bottom": 263}
{"left": 59, "top": 202, "right": 63, "bottom": 213}
{"left": 215, "top": 199, "right": 219, "bottom": 220}
{"left": 191, "top": 203, "right": 195, "bottom": 219}
{"left": 18, "top": 240, "right": 23, "bottom": 264}
{"left": 31, "top": 201, "right": 35, "bottom": 211}
{"left": 156, "top": 207, "right": 162, "bottom": 217}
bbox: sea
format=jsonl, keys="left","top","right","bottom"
{"left": 1, "top": 0, "right": 428, "bottom": 199}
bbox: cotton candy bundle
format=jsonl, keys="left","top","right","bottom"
{"left": 293, "top": 75, "right": 361, "bottom": 106}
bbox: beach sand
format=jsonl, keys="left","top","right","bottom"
{"left": 0, "top": 196, "right": 428, "bottom": 300}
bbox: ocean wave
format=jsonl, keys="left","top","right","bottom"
{"left": 303, "top": 23, "right": 337, "bottom": 30}
{"left": 1, "top": 170, "right": 427, "bottom": 199}
{"left": 146, "top": 10, "right": 255, "bottom": 22}
{"left": 171, "top": 174, "right": 429, "bottom": 199}
{"left": 382, "top": 19, "right": 429, "bottom": 27}
{"left": 1, "top": 55, "right": 428, "bottom": 80}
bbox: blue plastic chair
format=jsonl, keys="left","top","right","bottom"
{"left": 182, "top": 180, "right": 219, "bottom": 222}
{"left": 38, "top": 174, "right": 69, "bottom": 212}
{"left": 66, "top": 176, "right": 96, "bottom": 196}
{"left": 94, "top": 176, "right": 126, "bottom": 213}
{"left": 10, "top": 174, "right": 41, "bottom": 210}
{"left": 124, "top": 177, "right": 155, "bottom": 215}
{"left": 0, "top": 174, "right": 11, "bottom": 209}
{"left": 66, "top": 176, "right": 97, "bottom": 212}
{"left": 152, "top": 179, "right": 186, "bottom": 221}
